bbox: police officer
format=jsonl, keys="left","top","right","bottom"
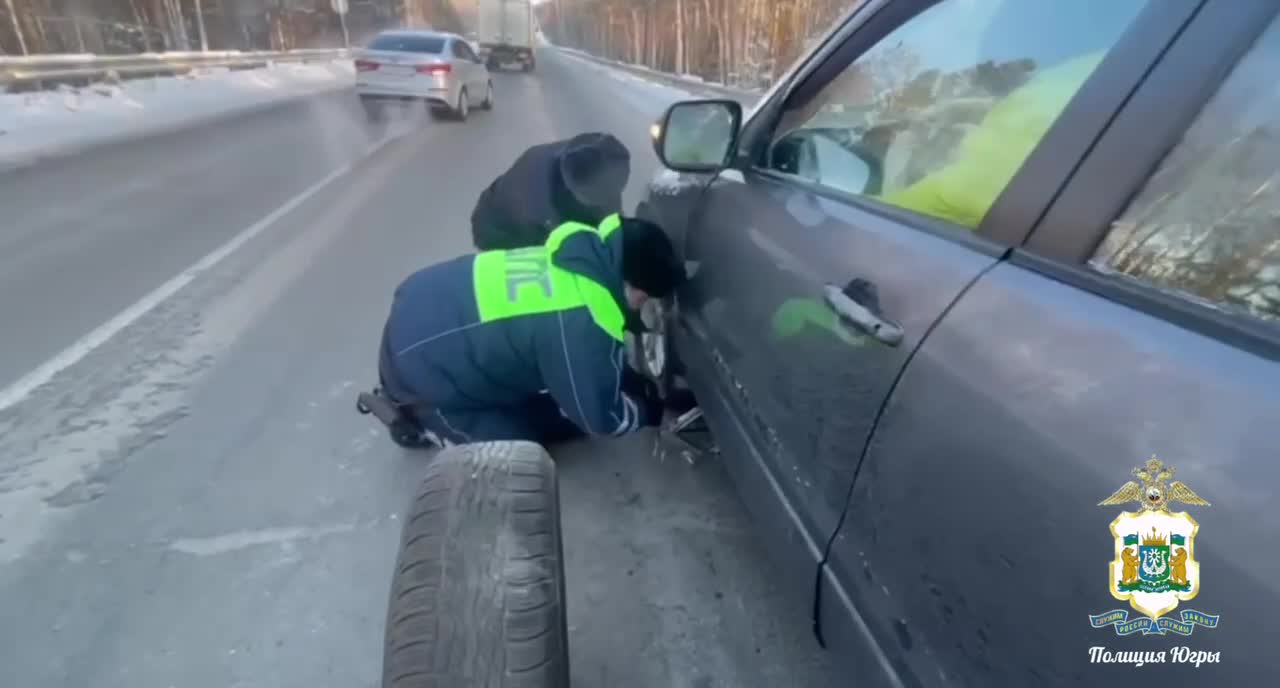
{"left": 361, "top": 213, "right": 684, "bottom": 448}
{"left": 470, "top": 132, "right": 631, "bottom": 251}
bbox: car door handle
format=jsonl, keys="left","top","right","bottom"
{"left": 823, "top": 283, "right": 904, "bottom": 347}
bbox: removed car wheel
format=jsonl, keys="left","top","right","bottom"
{"left": 382, "top": 441, "right": 570, "bottom": 688}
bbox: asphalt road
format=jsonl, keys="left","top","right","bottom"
{"left": 0, "top": 49, "right": 840, "bottom": 688}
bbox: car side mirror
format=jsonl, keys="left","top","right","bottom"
{"left": 650, "top": 99, "right": 742, "bottom": 173}
{"left": 772, "top": 129, "right": 883, "bottom": 196}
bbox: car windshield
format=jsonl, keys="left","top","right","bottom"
{"left": 367, "top": 34, "right": 444, "bottom": 54}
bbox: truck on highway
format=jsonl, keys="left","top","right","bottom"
{"left": 476, "top": 0, "right": 536, "bottom": 72}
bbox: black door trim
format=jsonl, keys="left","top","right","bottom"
{"left": 981, "top": 0, "right": 1206, "bottom": 246}
{"left": 1014, "top": 0, "right": 1280, "bottom": 358}
{"left": 738, "top": 0, "right": 1199, "bottom": 252}
{"left": 734, "top": 0, "right": 924, "bottom": 170}
{"left": 1024, "top": 0, "right": 1280, "bottom": 263}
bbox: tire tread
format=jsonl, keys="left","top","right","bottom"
{"left": 382, "top": 441, "right": 569, "bottom": 688}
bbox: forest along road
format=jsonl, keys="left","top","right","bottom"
{"left": 0, "top": 48, "right": 838, "bottom": 688}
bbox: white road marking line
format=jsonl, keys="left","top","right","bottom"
{"left": 0, "top": 134, "right": 398, "bottom": 413}
{"left": 168, "top": 523, "right": 361, "bottom": 556}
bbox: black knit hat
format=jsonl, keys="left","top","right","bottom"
{"left": 621, "top": 217, "right": 685, "bottom": 299}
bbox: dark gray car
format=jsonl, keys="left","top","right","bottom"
{"left": 638, "top": 0, "right": 1280, "bottom": 684}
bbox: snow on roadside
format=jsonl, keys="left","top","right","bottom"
{"left": 0, "top": 60, "right": 354, "bottom": 168}
{"left": 553, "top": 48, "right": 695, "bottom": 108}
{"left": 551, "top": 44, "right": 757, "bottom": 100}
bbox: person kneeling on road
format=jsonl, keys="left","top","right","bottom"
{"left": 363, "top": 213, "right": 684, "bottom": 448}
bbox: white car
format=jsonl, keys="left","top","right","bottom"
{"left": 354, "top": 30, "right": 493, "bottom": 121}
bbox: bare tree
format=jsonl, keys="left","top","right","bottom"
{"left": 538, "top": 0, "right": 865, "bottom": 90}
{"left": 4, "top": 0, "right": 26, "bottom": 54}
{"left": 0, "top": 1, "right": 426, "bottom": 55}
{"left": 193, "top": 0, "right": 208, "bottom": 51}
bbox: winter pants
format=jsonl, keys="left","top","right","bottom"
{"left": 416, "top": 394, "right": 587, "bottom": 447}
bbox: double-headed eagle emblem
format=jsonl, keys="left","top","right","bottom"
{"left": 1090, "top": 456, "right": 1218, "bottom": 635}
{"left": 1099, "top": 456, "right": 1210, "bottom": 511}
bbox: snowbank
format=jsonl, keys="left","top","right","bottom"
{"left": 0, "top": 59, "right": 354, "bottom": 169}
{"left": 551, "top": 45, "right": 758, "bottom": 99}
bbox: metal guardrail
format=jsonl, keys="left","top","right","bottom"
{"left": 1, "top": 49, "right": 350, "bottom": 91}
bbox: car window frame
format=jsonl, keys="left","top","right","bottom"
{"left": 1017, "top": 0, "right": 1280, "bottom": 361}
{"left": 369, "top": 33, "right": 444, "bottom": 54}
{"left": 457, "top": 40, "right": 478, "bottom": 62}
{"left": 726, "top": 0, "right": 1198, "bottom": 253}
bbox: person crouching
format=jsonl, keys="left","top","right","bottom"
{"left": 365, "top": 213, "right": 683, "bottom": 448}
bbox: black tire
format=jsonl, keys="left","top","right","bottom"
{"left": 362, "top": 99, "right": 384, "bottom": 124}
{"left": 383, "top": 441, "right": 570, "bottom": 688}
{"left": 454, "top": 87, "right": 470, "bottom": 121}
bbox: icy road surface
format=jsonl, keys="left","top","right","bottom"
{"left": 0, "top": 48, "right": 840, "bottom": 687}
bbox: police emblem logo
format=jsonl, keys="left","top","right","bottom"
{"left": 1089, "top": 457, "right": 1220, "bottom": 636}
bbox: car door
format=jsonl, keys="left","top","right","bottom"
{"left": 820, "top": 1, "right": 1278, "bottom": 686}
{"left": 675, "top": 0, "right": 1159, "bottom": 612}
{"left": 448, "top": 40, "right": 472, "bottom": 92}
{"left": 456, "top": 40, "right": 485, "bottom": 92}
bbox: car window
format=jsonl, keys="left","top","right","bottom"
{"left": 767, "top": 0, "right": 1147, "bottom": 231}
{"left": 368, "top": 34, "right": 445, "bottom": 54}
{"left": 451, "top": 41, "right": 469, "bottom": 60}
{"left": 1090, "top": 18, "right": 1280, "bottom": 326}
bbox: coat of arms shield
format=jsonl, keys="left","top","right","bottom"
{"left": 1110, "top": 510, "right": 1199, "bottom": 618}
{"left": 1090, "top": 457, "right": 1219, "bottom": 636}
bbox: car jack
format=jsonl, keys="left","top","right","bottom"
{"left": 655, "top": 406, "right": 718, "bottom": 465}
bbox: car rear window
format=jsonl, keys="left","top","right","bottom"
{"left": 367, "top": 35, "right": 445, "bottom": 54}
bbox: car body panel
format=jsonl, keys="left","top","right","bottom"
{"left": 652, "top": 0, "right": 1181, "bottom": 624}
{"left": 815, "top": 2, "right": 1280, "bottom": 685}
{"left": 355, "top": 50, "right": 454, "bottom": 106}
{"left": 636, "top": 169, "right": 718, "bottom": 259}
{"left": 644, "top": 0, "right": 1280, "bottom": 685}
{"left": 669, "top": 313, "right": 823, "bottom": 610}
{"left": 824, "top": 259, "right": 1280, "bottom": 686}
{"left": 354, "top": 32, "right": 488, "bottom": 109}
{"left": 675, "top": 165, "right": 1002, "bottom": 611}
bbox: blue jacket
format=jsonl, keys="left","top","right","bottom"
{"left": 380, "top": 223, "right": 645, "bottom": 436}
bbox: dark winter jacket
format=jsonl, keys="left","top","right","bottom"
{"left": 381, "top": 216, "right": 646, "bottom": 436}
{"left": 470, "top": 133, "right": 629, "bottom": 251}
